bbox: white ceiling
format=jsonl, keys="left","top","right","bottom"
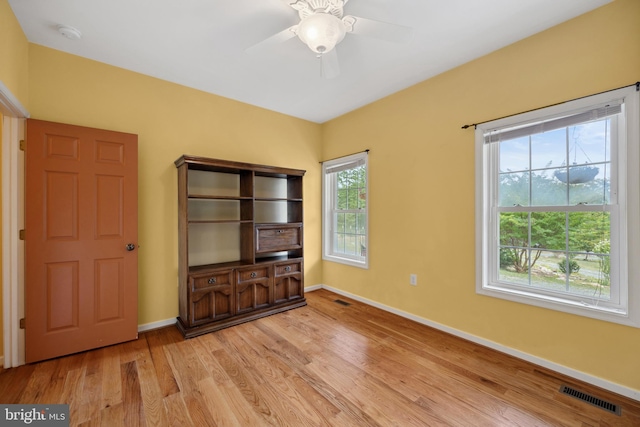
{"left": 8, "top": 0, "right": 611, "bottom": 123}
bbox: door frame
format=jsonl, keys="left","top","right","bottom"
{"left": 1, "top": 80, "right": 29, "bottom": 368}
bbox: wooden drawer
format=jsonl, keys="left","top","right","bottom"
{"left": 256, "top": 224, "right": 302, "bottom": 253}
{"left": 190, "top": 269, "right": 233, "bottom": 291}
{"left": 237, "top": 265, "right": 270, "bottom": 283}
{"left": 274, "top": 260, "right": 302, "bottom": 276}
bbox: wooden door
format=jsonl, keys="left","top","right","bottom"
{"left": 25, "top": 119, "right": 138, "bottom": 363}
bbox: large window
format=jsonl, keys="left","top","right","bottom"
{"left": 476, "top": 86, "right": 640, "bottom": 326}
{"left": 322, "top": 152, "right": 368, "bottom": 268}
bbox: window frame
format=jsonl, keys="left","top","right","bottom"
{"left": 475, "top": 86, "right": 640, "bottom": 327}
{"left": 322, "top": 152, "right": 369, "bottom": 269}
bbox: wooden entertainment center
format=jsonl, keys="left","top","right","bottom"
{"left": 175, "top": 155, "right": 306, "bottom": 338}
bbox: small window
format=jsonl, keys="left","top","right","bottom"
{"left": 322, "top": 152, "right": 368, "bottom": 268}
{"left": 475, "top": 86, "right": 640, "bottom": 327}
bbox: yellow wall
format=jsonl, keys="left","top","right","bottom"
{"left": 27, "top": 45, "right": 323, "bottom": 326}
{"left": 322, "top": 0, "right": 640, "bottom": 392}
{"left": 0, "top": 0, "right": 29, "bottom": 107}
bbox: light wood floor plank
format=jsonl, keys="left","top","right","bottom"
{"left": 99, "top": 402, "right": 124, "bottom": 427}
{"left": 162, "top": 390, "right": 195, "bottom": 427}
{"left": 136, "top": 354, "right": 169, "bottom": 427}
{"left": 1, "top": 289, "right": 639, "bottom": 427}
{"left": 63, "top": 367, "right": 90, "bottom": 426}
{"left": 145, "top": 328, "right": 181, "bottom": 398}
{"left": 182, "top": 389, "right": 217, "bottom": 427}
{"left": 100, "top": 343, "right": 122, "bottom": 410}
{"left": 120, "top": 360, "right": 145, "bottom": 427}
{"left": 73, "top": 349, "right": 104, "bottom": 424}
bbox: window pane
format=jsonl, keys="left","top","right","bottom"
{"left": 564, "top": 253, "right": 611, "bottom": 300}
{"left": 530, "top": 250, "right": 567, "bottom": 291}
{"left": 358, "top": 188, "right": 367, "bottom": 209}
{"left": 356, "top": 212, "right": 366, "bottom": 234}
{"left": 337, "top": 188, "right": 347, "bottom": 209}
{"left": 571, "top": 120, "right": 610, "bottom": 165}
{"left": 345, "top": 213, "right": 356, "bottom": 233}
{"left": 344, "top": 188, "right": 353, "bottom": 209}
{"left": 499, "top": 212, "right": 528, "bottom": 247}
{"left": 531, "top": 170, "right": 567, "bottom": 206}
{"left": 499, "top": 172, "right": 530, "bottom": 207}
{"left": 358, "top": 235, "right": 367, "bottom": 257}
{"left": 336, "top": 213, "right": 345, "bottom": 233}
{"left": 344, "top": 235, "right": 357, "bottom": 255}
{"left": 568, "top": 165, "right": 610, "bottom": 205}
{"left": 337, "top": 174, "right": 346, "bottom": 189}
{"left": 531, "top": 212, "right": 566, "bottom": 250}
{"left": 568, "top": 212, "right": 610, "bottom": 253}
{"left": 499, "top": 136, "right": 529, "bottom": 172}
{"left": 531, "top": 128, "right": 566, "bottom": 170}
{"left": 498, "top": 247, "right": 529, "bottom": 284}
{"left": 334, "top": 233, "right": 344, "bottom": 253}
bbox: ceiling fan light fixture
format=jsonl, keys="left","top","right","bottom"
{"left": 297, "top": 13, "right": 345, "bottom": 54}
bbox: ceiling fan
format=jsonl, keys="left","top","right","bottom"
{"left": 246, "top": 0, "right": 413, "bottom": 79}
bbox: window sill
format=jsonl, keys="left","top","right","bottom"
{"left": 323, "top": 254, "right": 368, "bottom": 269}
{"left": 477, "top": 283, "right": 639, "bottom": 328}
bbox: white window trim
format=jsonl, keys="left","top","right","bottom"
{"left": 322, "top": 152, "right": 369, "bottom": 269}
{"left": 475, "top": 86, "right": 640, "bottom": 327}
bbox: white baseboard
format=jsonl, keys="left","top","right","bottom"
{"left": 318, "top": 284, "right": 640, "bottom": 402}
{"left": 138, "top": 317, "right": 177, "bottom": 333}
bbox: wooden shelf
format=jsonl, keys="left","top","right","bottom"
{"left": 187, "top": 219, "right": 253, "bottom": 224}
{"left": 188, "top": 195, "right": 253, "bottom": 200}
{"left": 176, "top": 155, "right": 306, "bottom": 338}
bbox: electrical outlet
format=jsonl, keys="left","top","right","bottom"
{"left": 410, "top": 274, "right": 417, "bottom": 286}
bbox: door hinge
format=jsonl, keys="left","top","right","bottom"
{"left": 19, "top": 229, "right": 25, "bottom": 240}
{"left": 19, "top": 140, "right": 25, "bottom": 151}
{"left": 19, "top": 318, "right": 25, "bottom": 329}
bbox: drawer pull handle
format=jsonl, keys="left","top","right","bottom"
{"left": 278, "top": 229, "right": 284, "bottom": 233}
{"left": 208, "top": 277, "right": 217, "bottom": 284}
{"left": 284, "top": 266, "right": 291, "bottom": 272}
{"left": 250, "top": 272, "right": 257, "bottom": 278}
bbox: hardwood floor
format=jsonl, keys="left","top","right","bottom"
{"left": 1, "top": 288, "right": 639, "bottom": 426}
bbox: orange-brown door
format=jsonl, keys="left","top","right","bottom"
{"left": 25, "top": 119, "right": 138, "bottom": 363}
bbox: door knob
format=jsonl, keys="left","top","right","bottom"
{"left": 126, "top": 243, "right": 136, "bottom": 251}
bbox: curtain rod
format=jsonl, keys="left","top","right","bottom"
{"left": 461, "top": 81, "right": 640, "bottom": 130}
{"left": 320, "top": 149, "right": 369, "bottom": 164}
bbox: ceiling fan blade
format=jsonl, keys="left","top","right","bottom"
{"left": 345, "top": 15, "right": 413, "bottom": 44}
{"left": 321, "top": 49, "right": 340, "bottom": 79}
{"left": 245, "top": 26, "right": 298, "bottom": 54}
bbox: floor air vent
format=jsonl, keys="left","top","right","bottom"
{"left": 334, "top": 299, "right": 351, "bottom": 306}
{"left": 559, "top": 385, "right": 621, "bottom": 415}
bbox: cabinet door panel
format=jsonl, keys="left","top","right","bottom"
{"left": 288, "top": 275, "right": 303, "bottom": 300}
{"left": 190, "top": 285, "right": 234, "bottom": 326}
{"left": 255, "top": 281, "right": 271, "bottom": 309}
{"left": 274, "top": 275, "right": 303, "bottom": 303}
{"left": 191, "top": 291, "right": 213, "bottom": 325}
{"left": 236, "top": 282, "right": 255, "bottom": 314}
